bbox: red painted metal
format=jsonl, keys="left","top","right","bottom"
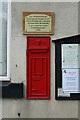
{"left": 27, "top": 37, "right": 50, "bottom": 99}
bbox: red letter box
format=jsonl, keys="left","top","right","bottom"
{"left": 27, "top": 37, "right": 50, "bottom": 99}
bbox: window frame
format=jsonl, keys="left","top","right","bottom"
{"left": 0, "top": 1, "right": 11, "bottom": 81}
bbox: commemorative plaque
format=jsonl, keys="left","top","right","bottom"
{"left": 23, "top": 12, "right": 54, "bottom": 34}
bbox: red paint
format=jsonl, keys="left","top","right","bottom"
{"left": 27, "top": 37, "right": 50, "bottom": 99}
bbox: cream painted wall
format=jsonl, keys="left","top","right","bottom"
{"left": 2, "top": 2, "right": 79, "bottom": 118}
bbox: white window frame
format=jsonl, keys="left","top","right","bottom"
{"left": 0, "top": 1, "right": 11, "bottom": 81}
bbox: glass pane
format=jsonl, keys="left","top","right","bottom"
{"left": 61, "top": 44, "right": 80, "bottom": 93}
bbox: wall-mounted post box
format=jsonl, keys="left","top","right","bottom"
{"left": 27, "top": 37, "right": 50, "bottom": 99}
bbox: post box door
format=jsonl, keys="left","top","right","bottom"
{"left": 27, "top": 37, "right": 50, "bottom": 99}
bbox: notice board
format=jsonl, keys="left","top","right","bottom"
{"left": 52, "top": 35, "right": 80, "bottom": 100}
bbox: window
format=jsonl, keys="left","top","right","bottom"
{"left": 0, "top": 0, "right": 11, "bottom": 81}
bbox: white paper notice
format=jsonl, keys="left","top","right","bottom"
{"left": 62, "top": 69, "right": 79, "bottom": 93}
{"left": 62, "top": 44, "right": 79, "bottom": 68}
{"left": 78, "top": 44, "right": 80, "bottom": 68}
{"left": 58, "top": 88, "right": 70, "bottom": 97}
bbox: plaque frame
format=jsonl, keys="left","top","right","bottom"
{"left": 23, "top": 12, "right": 54, "bottom": 35}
